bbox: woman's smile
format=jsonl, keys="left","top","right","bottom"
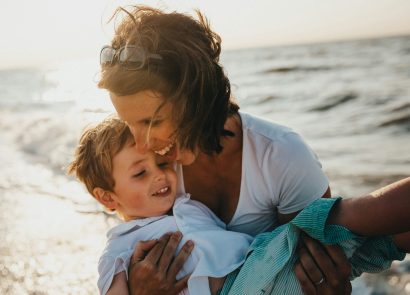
{"left": 154, "top": 141, "right": 175, "bottom": 156}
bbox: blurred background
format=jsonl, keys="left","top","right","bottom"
{"left": 0, "top": 0, "right": 409, "bottom": 294}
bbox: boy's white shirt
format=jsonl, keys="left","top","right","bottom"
{"left": 97, "top": 194, "right": 253, "bottom": 295}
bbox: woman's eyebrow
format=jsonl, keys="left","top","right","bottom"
{"left": 136, "top": 116, "right": 163, "bottom": 123}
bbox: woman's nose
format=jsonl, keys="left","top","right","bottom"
{"left": 129, "top": 126, "right": 149, "bottom": 153}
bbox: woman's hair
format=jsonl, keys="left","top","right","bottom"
{"left": 67, "top": 115, "right": 133, "bottom": 198}
{"left": 98, "top": 6, "right": 239, "bottom": 154}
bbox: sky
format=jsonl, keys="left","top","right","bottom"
{"left": 1, "top": 0, "right": 410, "bottom": 69}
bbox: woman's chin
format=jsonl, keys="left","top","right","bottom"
{"left": 177, "top": 149, "right": 197, "bottom": 165}
{"left": 162, "top": 143, "right": 197, "bottom": 165}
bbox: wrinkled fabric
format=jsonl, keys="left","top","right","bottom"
{"left": 221, "top": 197, "right": 405, "bottom": 295}
{"left": 98, "top": 194, "right": 253, "bottom": 295}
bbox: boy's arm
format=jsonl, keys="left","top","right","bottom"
{"left": 327, "top": 177, "right": 410, "bottom": 251}
{"left": 106, "top": 271, "right": 129, "bottom": 295}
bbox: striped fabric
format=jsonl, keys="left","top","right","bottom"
{"left": 220, "top": 197, "right": 406, "bottom": 295}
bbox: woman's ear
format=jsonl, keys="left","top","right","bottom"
{"left": 93, "top": 187, "right": 117, "bottom": 210}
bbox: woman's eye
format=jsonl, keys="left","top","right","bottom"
{"left": 142, "top": 119, "right": 162, "bottom": 126}
{"left": 152, "top": 120, "right": 162, "bottom": 126}
{"left": 133, "top": 170, "right": 145, "bottom": 177}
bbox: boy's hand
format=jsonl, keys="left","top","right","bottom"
{"left": 295, "top": 234, "right": 352, "bottom": 295}
{"left": 127, "top": 232, "right": 194, "bottom": 295}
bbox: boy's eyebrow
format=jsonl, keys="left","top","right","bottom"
{"left": 128, "top": 159, "right": 145, "bottom": 171}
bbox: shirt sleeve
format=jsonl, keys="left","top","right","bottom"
{"left": 97, "top": 251, "right": 133, "bottom": 295}
{"left": 263, "top": 132, "right": 329, "bottom": 215}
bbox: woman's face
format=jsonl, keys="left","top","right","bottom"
{"left": 110, "top": 90, "right": 197, "bottom": 165}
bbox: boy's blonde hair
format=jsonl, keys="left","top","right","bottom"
{"left": 67, "top": 115, "right": 133, "bottom": 197}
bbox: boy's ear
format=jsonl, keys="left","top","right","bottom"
{"left": 93, "top": 187, "right": 117, "bottom": 210}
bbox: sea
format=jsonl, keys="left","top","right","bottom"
{"left": 1, "top": 35, "right": 409, "bottom": 294}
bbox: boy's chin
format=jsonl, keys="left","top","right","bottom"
{"left": 166, "top": 207, "right": 174, "bottom": 216}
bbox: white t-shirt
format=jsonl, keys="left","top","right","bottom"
{"left": 97, "top": 194, "right": 253, "bottom": 295}
{"left": 177, "top": 111, "right": 329, "bottom": 237}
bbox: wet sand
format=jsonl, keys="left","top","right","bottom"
{"left": 0, "top": 185, "right": 111, "bottom": 294}
{"left": 0, "top": 142, "right": 115, "bottom": 294}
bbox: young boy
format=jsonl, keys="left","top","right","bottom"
{"left": 69, "top": 115, "right": 409, "bottom": 295}
{"left": 67, "top": 116, "right": 253, "bottom": 295}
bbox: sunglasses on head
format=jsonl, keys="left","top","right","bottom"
{"left": 100, "top": 45, "right": 162, "bottom": 70}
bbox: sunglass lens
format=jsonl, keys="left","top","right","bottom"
{"left": 100, "top": 47, "right": 116, "bottom": 65}
{"left": 119, "top": 47, "right": 145, "bottom": 69}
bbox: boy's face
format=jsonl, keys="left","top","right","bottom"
{"left": 110, "top": 141, "right": 177, "bottom": 221}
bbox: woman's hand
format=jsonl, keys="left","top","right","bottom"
{"left": 294, "top": 234, "right": 352, "bottom": 295}
{"left": 127, "top": 232, "right": 194, "bottom": 295}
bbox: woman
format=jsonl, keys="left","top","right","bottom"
{"left": 98, "top": 6, "right": 352, "bottom": 294}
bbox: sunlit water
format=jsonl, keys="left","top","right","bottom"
{"left": 1, "top": 35, "right": 409, "bottom": 294}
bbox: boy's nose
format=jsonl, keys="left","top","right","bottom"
{"left": 153, "top": 169, "right": 166, "bottom": 183}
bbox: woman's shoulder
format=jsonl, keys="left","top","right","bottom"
{"left": 239, "top": 111, "right": 305, "bottom": 153}
{"left": 239, "top": 111, "right": 296, "bottom": 141}
{"left": 239, "top": 111, "right": 320, "bottom": 172}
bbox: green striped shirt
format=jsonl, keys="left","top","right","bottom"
{"left": 220, "top": 197, "right": 405, "bottom": 295}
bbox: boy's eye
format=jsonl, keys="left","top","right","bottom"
{"left": 158, "top": 161, "right": 169, "bottom": 168}
{"left": 133, "top": 170, "right": 145, "bottom": 177}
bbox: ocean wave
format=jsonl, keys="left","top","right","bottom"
{"left": 309, "top": 92, "right": 358, "bottom": 112}
{"left": 379, "top": 113, "right": 410, "bottom": 129}
{"left": 391, "top": 102, "right": 410, "bottom": 112}
{"left": 262, "top": 65, "right": 333, "bottom": 74}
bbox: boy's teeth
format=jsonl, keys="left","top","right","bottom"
{"left": 154, "top": 187, "right": 169, "bottom": 195}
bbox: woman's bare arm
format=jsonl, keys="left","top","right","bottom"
{"left": 327, "top": 177, "right": 410, "bottom": 235}
{"left": 327, "top": 177, "right": 410, "bottom": 251}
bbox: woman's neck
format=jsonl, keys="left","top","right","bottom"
{"left": 182, "top": 114, "right": 243, "bottom": 223}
